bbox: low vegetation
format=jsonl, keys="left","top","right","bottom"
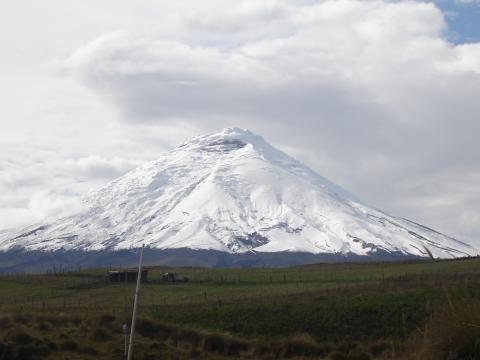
{"left": 0, "top": 257, "right": 479, "bottom": 359}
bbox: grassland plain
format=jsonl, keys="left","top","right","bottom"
{"left": 0, "top": 257, "right": 479, "bottom": 359}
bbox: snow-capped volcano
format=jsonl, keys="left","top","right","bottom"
{"left": 0, "top": 127, "right": 477, "bottom": 259}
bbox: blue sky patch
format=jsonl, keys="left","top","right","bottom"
{"left": 433, "top": 0, "right": 480, "bottom": 43}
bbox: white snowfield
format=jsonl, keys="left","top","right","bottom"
{"left": 0, "top": 127, "right": 477, "bottom": 259}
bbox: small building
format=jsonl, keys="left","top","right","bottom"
{"left": 161, "top": 272, "right": 189, "bottom": 282}
{"left": 108, "top": 269, "right": 148, "bottom": 283}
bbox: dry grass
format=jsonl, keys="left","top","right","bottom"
{"left": 403, "top": 298, "right": 480, "bottom": 360}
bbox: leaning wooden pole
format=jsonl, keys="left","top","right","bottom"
{"left": 127, "top": 244, "right": 145, "bottom": 360}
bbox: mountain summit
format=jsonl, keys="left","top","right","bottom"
{"left": 1, "top": 127, "right": 477, "bottom": 260}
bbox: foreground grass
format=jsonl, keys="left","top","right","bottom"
{"left": 0, "top": 257, "right": 479, "bottom": 359}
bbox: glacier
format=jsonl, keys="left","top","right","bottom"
{"left": 0, "top": 127, "right": 477, "bottom": 261}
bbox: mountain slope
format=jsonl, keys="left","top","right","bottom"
{"left": 0, "top": 128, "right": 477, "bottom": 259}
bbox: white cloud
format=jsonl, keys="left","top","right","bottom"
{"left": 0, "top": 152, "right": 145, "bottom": 230}
{"left": 61, "top": 156, "right": 143, "bottom": 179}
{"left": 28, "top": 189, "right": 84, "bottom": 220}
{"left": 64, "top": 1, "right": 480, "bottom": 133}
{"left": 0, "top": 208, "right": 38, "bottom": 231}
{"left": 391, "top": 169, "right": 480, "bottom": 242}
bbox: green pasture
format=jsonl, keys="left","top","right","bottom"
{"left": 0, "top": 257, "right": 479, "bottom": 359}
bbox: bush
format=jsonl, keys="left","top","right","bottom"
{"left": 7, "top": 330, "right": 37, "bottom": 345}
{"left": 136, "top": 319, "right": 161, "bottom": 337}
{"left": 281, "top": 334, "right": 330, "bottom": 358}
{"left": 404, "top": 298, "right": 480, "bottom": 360}
{"left": 60, "top": 339, "right": 79, "bottom": 351}
{"left": 189, "top": 349, "right": 202, "bottom": 358}
{"left": 368, "top": 340, "right": 391, "bottom": 357}
{"left": 36, "top": 322, "right": 51, "bottom": 332}
{"left": 92, "top": 327, "right": 112, "bottom": 341}
{"left": 346, "top": 350, "right": 371, "bottom": 360}
{"left": 253, "top": 340, "right": 273, "bottom": 357}
{"left": 201, "top": 332, "right": 250, "bottom": 355}
{"left": 97, "top": 313, "right": 115, "bottom": 326}
{"left": 179, "top": 328, "right": 203, "bottom": 348}
{"left": 71, "top": 316, "right": 83, "bottom": 327}
{"left": 142, "top": 353, "right": 157, "bottom": 360}
{"left": 79, "top": 322, "right": 90, "bottom": 333}
{"left": 203, "top": 333, "right": 228, "bottom": 354}
{"left": 12, "top": 314, "right": 30, "bottom": 325}
{"left": 148, "top": 341, "right": 166, "bottom": 351}
{"left": 136, "top": 319, "right": 177, "bottom": 341}
{"left": 0, "top": 317, "right": 11, "bottom": 328}
{"left": 227, "top": 338, "right": 249, "bottom": 356}
{"left": 329, "top": 351, "right": 347, "bottom": 360}
{"left": 10, "top": 344, "right": 50, "bottom": 360}
{"left": 0, "top": 329, "right": 52, "bottom": 360}
{"left": 81, "top": 346, "right": 98, "bottom": 355}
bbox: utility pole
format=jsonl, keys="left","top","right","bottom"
{"left": 122, "top": 324, "right": 128, "bottom": 357}
{"left": 127, "top": 244, "right": 145, "bottom": 360}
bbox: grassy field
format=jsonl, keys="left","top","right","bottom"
{"left": 0, "top": 257, "right": 479, "bottom": 359}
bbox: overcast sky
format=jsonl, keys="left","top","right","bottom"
{"left": 1, "top": 0, "right": 479, "bottom": 246}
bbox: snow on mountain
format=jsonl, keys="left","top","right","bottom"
{"left": 0, "top": 127, "right": 477, "bottom": 259}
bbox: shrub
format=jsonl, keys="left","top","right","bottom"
{"left": 1, "top": 329, "right": 52, "bottom": 360}
{"left": 189, "top": 349, "right": 202, "bottom": 358}
{"left": 227, "top": 338, "right": 249, "bottom": 356}
{"left": 81, "top": 346, "right": 98, "bottom": 355}
{"left": 79, "top": 322, "right": 90, "bottom": 333}
{"left": 148, "top": 341, "right": 166, "bottom": 351}
{"left": 253, "top": 340, "right": 276, "bottom": 357}
{"left": 404, "top": 298, "right": 480, "bottom": 360}
{"left": 201, "top": 332, "right": 250, "bottom": 355}
{"left": 11, "top": 343, "right": 50, "bottom": 360}
{"left": 367, "top": 340, "right": 391, "bottom": 357}
{"left": 202, "top": 333, "right": 228, "bottom": 354}
{"left": 0, "top": 342, "right": 15, "bottom": 360}
{"left": 92, "top": 327, "right": 112, "bottom": 341}
{"left": 0, "top": 317, "right": 11, "bottom": 328}
{"left": 97, "top": 313, "right": 115, "bottom": 326}
{"left": 142, "top": 353, "right": 157, "bottom": 360}
{"left": 12, "top": 314, "right": 30, "bottom": 325}
{"left": 7, "top": 330, "right": 37, "bottom": 345}
{"left": 179, "top": 328, "right": 203, "bottom": 348}
{"left": 36, "top": 322, "right": 51, "bottom": 332}
{"left": 329, "top": 351, "right": 347, "bottom": 360}
{"left": 136, "top": 319, "right": 176, "bottom": 341}
{"left": 43, "top": 339, "right": 57, "bottom": 351}
{"left": 136, "top": 319, "right": 160, "bottom": 337}
{"left": 346, "top": 350, "right": 371, "bottom": 360}
{"left": 281, "top": 334, "right": 330, "bottom": 358}
{"left": 60, "top": 339, "right": 79, "bottom": 352}
{"left": 34, "top": 314, "right": 68, "bottom": 327}
{"left": 71, "top": 316, "right": 83, "bottom": 327}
